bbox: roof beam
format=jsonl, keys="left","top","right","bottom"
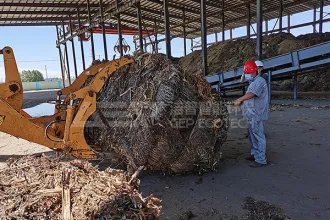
{"left": 146, "top": 0, "right": 317, "bottom": 44}
{"left": 153, "top": 0, "right": 244, "bottom": 22}
{"left": 57, "top": 0, "right": 140, "bottom": 45}
{"left": 189, "top": 0, "right": 230, "bottom": 9}
{"left": 147, "top": 0, "right": 201, "bottom": 15}
{"left": 121, "top": 11, "right": 187, "bottom": 33}
{"left": 0, "top": 11, "right": 91, "bottom": 15}
{"left": 186, "top": 0, "right": 318, "bottom": 36}
{"left": 147, "top": 0, "right": 220, "bottom": 27}
{"left": 141, "top": 6, "right": 195, "bottom": 21}
{"left": 0, "top": 3, "right": 101, "bottom": 8}
{"left": 0, "top": 22, "right": 63, "bottom": 26}
{"left": 119, "top": 15, "right": 193, "bottom": 37}
{"left": 86, "top": 0, "right": 118, "bottom": 24}
{"left": 205, "top": 0, "right": 252, "bottom": 15}
{"left": 139, "top": 6, "right": 197, "bottom": 29}
{"left": 170, "top": 0, "right": 252, "bottom": 29}
{"left": 0, "top": 17, "right": 87, "bottom": 22}
{"left": 169, "top": 0, "right": 250, "bottom": 16}
{"left": 123, "top": 11, "right": 161, "bottom": 25}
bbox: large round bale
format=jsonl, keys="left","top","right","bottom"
{"left": 85, "top": 53, "right": 229, "bottom": 174}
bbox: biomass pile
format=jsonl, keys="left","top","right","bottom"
{"left": 271, "top": 67, "right": 330, "bottom": 91}
{"left": 0, "top": 155, "right": 161, "bottom": 220}
{"left": 85, "top": 53, "right": 229, "bottom": 174}
{"left": 180, "top": 32, "right": 330, "bottom": 91}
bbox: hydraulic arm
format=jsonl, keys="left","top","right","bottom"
{"left": 0, "top": 46, "right": 134, "bottom": 159}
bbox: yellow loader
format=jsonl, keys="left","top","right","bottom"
{"left": 0, "top": 46, "right": 133, "bottom": 159}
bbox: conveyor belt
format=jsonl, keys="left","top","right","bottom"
{"left": 206, "top": 41, "right": 330, "bottom": 100}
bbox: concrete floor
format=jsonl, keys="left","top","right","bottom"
{"left": 140, "top": 102, "right": 330, "bottom": 220}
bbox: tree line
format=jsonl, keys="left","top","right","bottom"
{"left": 20, "top": 70, "right": 44, "bottom": 82}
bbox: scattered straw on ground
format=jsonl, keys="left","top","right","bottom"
{"left": 0, "top": 155, "right": 161, "bottom": 220}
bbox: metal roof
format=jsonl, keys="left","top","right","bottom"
{"left": 0, "top": 0, "right": 329, "bottom": 40}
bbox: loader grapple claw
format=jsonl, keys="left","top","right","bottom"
{"left": 0, "top": 46, "right": 134, "bottom": 160}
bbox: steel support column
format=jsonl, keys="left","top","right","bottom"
{"left": 221, "top": 12, "right": 225, "bottom": 41}
{"left": 313, "top": 6, "right": 317, "bottom": 33}
{"left": 215, "top": 33, "right": 218, "bottom": 42}
{"left": 201, "top": 0, "right": 207, "bottom": 76}
{"left": 268, "top": 71, "right": 272, "bottom": 104}
{"left": 87, "top": 0, "right": 95, "bottom": 61}
{"left": 293, "top": 74, "right": 297, "bottom": 100}
{"left": 77, "top": 7, "right": 86, "bottom": 70}
{"left": 69, "top": 15, "right": 78, "bottom": 78}
{"left": 100, "top": 0, "right": 108, "bottom": 60}
{"left": 183, "top": 9, "right": 187, "bottom": 56}
{"left": 116, "top": 0, "right": 124, "bottom": 56}
{"left": 256, "top": 0, "right": 263, "bottom": 60}
{"left": 191, "top": 39, "right": 194, "bottom": 52}
{"left": 134, "top": 38, "right": 138, "bottom": 51}
{"left": 222, "top": 0, "right": 225, "bottom": 41}
{"left": 144, "top": 38, "right": 147, "bottom": 52}
{"left": 279, "top": 0, "right": 283, "bottom": 32}
{"left": 319, "top": 0, "right": 324, "bottom": 33}
{"left": 247, "top": 4, "right": 251, "bottom": 38}
{"left": 164, "top": 0, "right": 171, "bottom": 58}
{"left": 154, "top": 20, "right": 158, "bottom": 53}
{"left": 155, "top": 35, "right": 158, "bottom": 53}
{"left": 137, "top": 3, "right": 144, "bottom": 52}
{"left": 265, "top": 20, "right": 268, "bottom": 36}
{"left": 62, "top": 22, "right": 71, "bottom": 85}
{"left": 56, "top": 26, "right": 66, "bottom": 87}
{"left": 230, "top": 29, "right": 233, "bottom": 39}
{"left": 287, "top": 14, "right": 291, "bottom": 33}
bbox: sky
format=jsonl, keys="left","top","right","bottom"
{"left": 0, "top": 6, "right": 329, "bottom": 82}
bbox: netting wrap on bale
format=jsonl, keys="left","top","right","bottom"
{"left": 0, "top": 156, "right": 161, "bottom": 220}
{"left": 85, "top": 53, "right": 229, "bottom": 174}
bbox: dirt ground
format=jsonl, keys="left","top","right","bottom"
{"left": 0, "top": 90, "right": 329, "bottom": 219}
{"left": 0, "top": 133, "right": 51, "bottom": 169}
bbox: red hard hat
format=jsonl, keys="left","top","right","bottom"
{"left": 244, "top": 60, "right": 258, "bottom": 74}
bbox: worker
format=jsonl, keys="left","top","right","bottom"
{"left": 255, "top": 60, "right": 268, "bottom": 82}
{"left": 233, "top": 60, "right": 268, "bottom": 168}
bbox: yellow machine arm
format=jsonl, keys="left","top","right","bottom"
{"left": 0, "top": 47, "right": 23, "bottom": 111}
{"left": 0, "top": 46, "right": 134, "bottom": 159}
